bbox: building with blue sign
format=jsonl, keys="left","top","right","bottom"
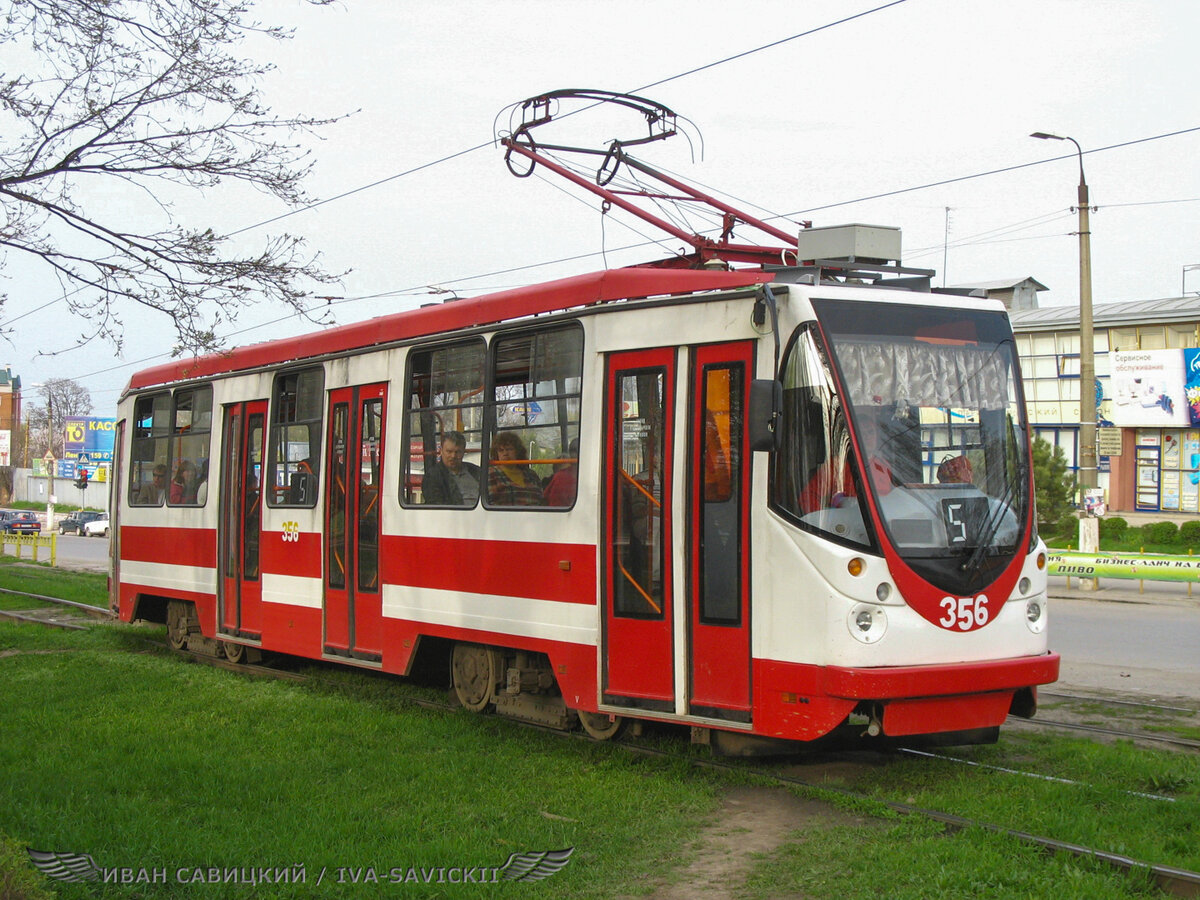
{"left": 1008, "top": 294, "right": 1200, "bottom": 513}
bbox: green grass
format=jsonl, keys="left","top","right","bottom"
{"left": 0, "top": 558, "right": 108, "bottom": 608}
{"left": 2, "top": 561, "right": 1198, "bottom": 899}
{"left": 0, "top": 621, "right": 722, "bottom": 899}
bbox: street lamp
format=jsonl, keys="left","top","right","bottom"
{"left": 1031, "top": 132, "right": 1097, "bottom": 495}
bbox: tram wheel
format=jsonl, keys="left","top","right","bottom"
{"left": 451, "top": 643, "right": 501, "bottom": 712}
{"left": 222, "top": 641, "right": 247, "bottom": 664}
{"left": 166, "top": 601, "right": 190, "bottom": 651}
{"left": 577, "top": 709, "right": 626, "bottom": 741}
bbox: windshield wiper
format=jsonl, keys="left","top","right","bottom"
{"left": 960, "top": 471, "right": 1020, "bottom": 578}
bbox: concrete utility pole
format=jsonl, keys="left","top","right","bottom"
{"left": 1031, "top": 132, "right": 1097, "bottom": 492}
{"left": 1033, "top": 132, "right": 1098, "bottom": 589}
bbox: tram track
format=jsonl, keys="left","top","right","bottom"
{"left": 6, "top": 589, "right": 1200, "bottom": 897}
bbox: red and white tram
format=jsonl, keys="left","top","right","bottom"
{"left": 110, "top": 245, "right": 1059, "bottom": 751}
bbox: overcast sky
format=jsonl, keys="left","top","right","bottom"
{"left": 4, "top": 0, "right": 1199, "bottom": 414}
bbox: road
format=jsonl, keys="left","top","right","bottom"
{"left": 53, "top": 532, "right": 111, "bottom": 572}
{"left": 1050, "top": 593, "right": 1200, "bottom": 702}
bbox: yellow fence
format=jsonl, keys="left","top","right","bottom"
{"left": 0, "top": 532, "right": 57, "bottom": 566}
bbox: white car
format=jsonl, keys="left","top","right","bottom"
{"left": 83, "top": 515, "right": 110, "bottom": 538}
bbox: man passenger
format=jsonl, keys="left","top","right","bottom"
{"left": 422, "top": 431, "right": 480, "bottom": 506}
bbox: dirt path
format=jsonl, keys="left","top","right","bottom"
{"left": 646, "top": 785, "right": 865, "bottom": 899}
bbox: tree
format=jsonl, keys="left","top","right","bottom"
{"left": 1032, "top": 434, "right": 1077, "bottom": 531}
{"left": 24, "top": 378, "right": 93, "bottom": 461}
{"left": 0, "top": 0, "right": 343, "bottom": 355}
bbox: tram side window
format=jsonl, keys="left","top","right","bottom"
{"left": 402, "top": 340, "right": 485, "bottom": 507}
{"left": 167, "top": 385, "right": 212, "bottom": 506}
{"left": 267, "top": 367, "right": 323, "bottom": 508}
{"left": 486, "top": 325, "right": 583, "bottom": 509}
{"left": 129, "top": 393, "right": 171, "bottom": 506}
{"left": 770, "top": 326, "right": 872, "bottom": 550}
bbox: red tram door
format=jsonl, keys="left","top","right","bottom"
{"left": 602, "top": 349, "right": 676, "bottom": 710}
{"left": 323, "top": 383, "right": 386, "bottom": 662}
{"left": 219, "top": 401, "right": 267, "bottom": 638}
{"left": 687, "top": 343, "right": 753, "bottom": 721}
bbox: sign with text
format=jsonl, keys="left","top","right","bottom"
{"left": 1110, "top": 350, "right": 1189, "bottom": 427}
{"left": 1097, "top": 428, "right": 1123, "bottom": 457}
{"left": 64, "top": 416, "right": 117, "bottom": 465}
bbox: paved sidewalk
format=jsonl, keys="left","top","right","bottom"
{"left": 1047, "top": 574, "right": 1200, "bottom": 606}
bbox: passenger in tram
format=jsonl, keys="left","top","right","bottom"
{"left": 543, "top": 438, "right": 579, "bottom": 507}
{"left": 936, "top": 454, "right": 974, "bottom": 484}
{"left": 135, "top": 464, "right": 169, "bottom": 505}
{"left": 169, "top": 460, "right": 198, "bottom": 504}
{"left": 194, "top": 460, "right": 209, "bottom": 505}
{"left": 487, "top": 431, "right": 544, "bottom": 506}
{"left": 422, "top": 431, "right": 480, "bottom": 506}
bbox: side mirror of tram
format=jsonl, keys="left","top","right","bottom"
{"left": 748, "top": 379, "right": 782, "bottom": 451}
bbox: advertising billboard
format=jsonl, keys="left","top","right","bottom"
{"left": 64, "top": 416, "right": 117, "bottom": 466}
{"left": 1110, "top": 350, "right": 1190, "bottom": 427}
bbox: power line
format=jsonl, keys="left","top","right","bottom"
{"left": 789, "top": 125, "right": 1200, "bottom": 216}
{"left": 227, "top": 1, "right": 910, "bottom": 237}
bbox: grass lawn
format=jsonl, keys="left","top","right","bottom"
{"left": 1, "top": 621, "right": 725, "bottom": 899}
{"left": 2, "top": 566, "right": 1197, "bottom": 898}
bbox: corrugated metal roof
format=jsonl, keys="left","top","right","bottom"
{"left": 1010, "top": 294, "right": 1200, "bottom": 331}
{"left": 952, "top": 276, "right": 1048, "bottom": 292}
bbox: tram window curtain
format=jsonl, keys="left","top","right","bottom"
{"left": 834, "top": 341, "right": 1010, "bottom": 411}
{"left": 267, "top": 367, "right": 324, "bottom": 508}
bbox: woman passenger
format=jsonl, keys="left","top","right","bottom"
{"left": 487, "top": 432, "right": 544, "bottom": 506}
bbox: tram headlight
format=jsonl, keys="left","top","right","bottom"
{"left": 875, "top": 582, "right": 891, "bottom": 602}
{"left": 1025, "top": 598, "right": 1046, "bottom": 634}
{"left": 848, "top": 604, "right": 887, "bottom": 644}
{"left": 1018, "top": 577, "right": 1032, "bottom": 596}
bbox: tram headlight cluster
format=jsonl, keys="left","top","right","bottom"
{"left": 848, "top": 603, "right": 887, "bottom": 643}
{"left": 1024, "top": 598, "right": 1046, "bottom": 634}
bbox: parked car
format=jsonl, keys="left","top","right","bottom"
{"left": 1, "top": 512, "right": 43, "bottom": 535}
{"left": 58, "top": 510, "right": 106, "bottom": 536}
{"left": 83, "top": 515, "right": 110, "bottom": 538}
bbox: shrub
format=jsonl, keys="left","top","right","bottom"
{"left": 1032, "top": 436, "right": 1078, "bottom": 531}
{"left": 1144, "top": 521, "right": 1180, "bottom": 545}
{"left": 1180, "top": 521, "right": 1200, "bottom": 546}
{"left": 1055, "top": 516, "right": 1081, "bottom": 541}
{"left": 1099, "top": 516, "right": 1129, "bottom": 540}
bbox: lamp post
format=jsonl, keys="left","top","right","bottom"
{"left": 1031, "top": 132, "right": 1097, "bottom": 496}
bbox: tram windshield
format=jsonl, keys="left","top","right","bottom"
{"left": 771, "top": 298, "right": 1030, "bottom": 597}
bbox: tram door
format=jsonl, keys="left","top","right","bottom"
{"left": 687, "top": 343, "right": 752, "bottom": 721}
{"left": 602, "top": 349, "right": 676, "bottom": 709}
{"left": 219, "top": 401, "right": 266, "bottom": 638}
{"left": 323, "top": 383, "right": 386, "bottom": 662}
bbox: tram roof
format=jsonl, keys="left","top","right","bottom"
{"left": 126, "top": 266, "right": 774, "bottom": 393}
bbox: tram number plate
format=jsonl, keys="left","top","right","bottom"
{"left": 940, "top": 497, "right": 989, "bottom": 547}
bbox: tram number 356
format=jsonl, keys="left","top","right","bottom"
{"left": 940, "top": 595, "right": 989, "bottom": 630}
{"left": 281, "top": 521, "right": 301, "bottom": 543}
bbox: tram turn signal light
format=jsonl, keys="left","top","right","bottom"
{"left": 847, "top": 558, "right": 865, "bottom": 577}
{"left": 1037, "top": 552, "right": 1046, "bottom": 570}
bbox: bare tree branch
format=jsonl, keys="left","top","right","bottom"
{"left": 0, "top": 0, "right": 347, "bottom": 355}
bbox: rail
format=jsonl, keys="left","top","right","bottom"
{"left": 0, "top": 532, "right": 57, "bottom": 566}
{"left": 1047, "top": 549, "right": 1200, "bottom": 594}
